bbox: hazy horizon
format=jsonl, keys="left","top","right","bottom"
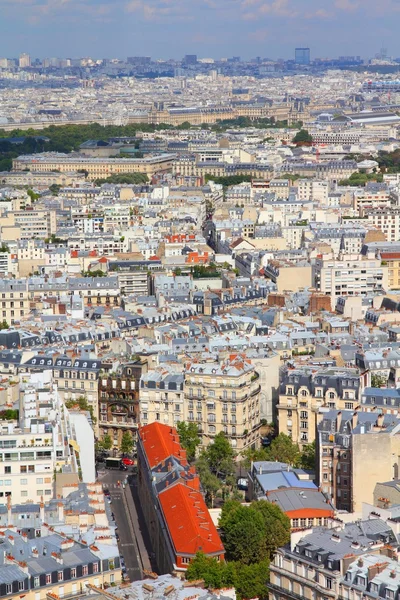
{"left": 0, "top": 0, "right": 399, "bottom": 60}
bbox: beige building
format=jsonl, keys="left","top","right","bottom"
{"left": 1, "top": 210, "right": 57, "bottom": 240}
{"left": 0, "top": 279, "right": 30, "bottom": 325}
{"left": 183, "top": 355, "right": 262, "bottom": 451}
{"left": 139, "top": 370, "right": 185, "bottom": 428}
{"left": 12, "top": 154, "right": 176, "bottom": 181}
{"left": 264, "top": 260, "right": 313, "bottom": 293}
{"left": 278, "top": 367, "right": 361, "bottom": 449}
{"left": 313, "top": 251, "right": 388, "bottom": 309}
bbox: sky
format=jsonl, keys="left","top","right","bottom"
{"left": 0, "top": 0, "right": 399, "bottom": 60}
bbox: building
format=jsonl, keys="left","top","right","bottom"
{"left": 98, "top": 360, "right": 147, "bottom": 448}
{"left": 295, "top": 48, "right": 310, "bottom": 65}
{"left": 248, "top": 461, "right": 334, "bottom": 529}
{"left": 313, "top": 251, "right": 388, "bottom": 309}
{"left": 137, "top": 422, "right": 224, "bottom": 573}
{"left": 269, "top": 519, "right": 397, "bottom": 600}
{"left": 139, "top": 371, "right": 184, "bottom": 428}
{"left": 19, "top": 53, "right": 31, "bottom": 68}
{"left": 12, "top": 154, "right": 176, "bottom": 181}
{"left": 183, "top": 355, "right": 262, "bottom": 450}
{"left": 277, "top": 367, "right": 361, "bottom": 448}
{"left": 316, "top": 409, "right": 400, "bottom": 512}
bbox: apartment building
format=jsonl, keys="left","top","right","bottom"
{"left": 98, "top": 360, "right": 147, "bottom": 447}
{"left": 12, "top": 153, "right": 176, "bottom": 181}
{"left": 264, "top": 260, "right": 313, "bottom": 293}
{"left": 316, "top": 409, "right": 400, "bottom": 512}
{"left": 363, "top": 207, "right": 400, "bottom": 242}
{"left": 183, "top": 355, "right": 261, "bottom": 450}
{"left": 1, "top": 210, "right": 57, "bottom": 240}
{"left": 139, "top": 371, "right": 184, "bottom": 428}
{"left": 353, "top": 186, "right": 391, "bottom": 211}
{"left": 297, "top": 179, "right": 329, "bottom": 203}
{"left": 269, "top": 520, "right": 396, "bottom": 600}
{"left": 137, "top": 423, "right": 224, "bottom": 573}
{"left": 0, "top": 279, "right": 30, "bottom": 325}
{"left": 313, "top": 252, "right": 388, "bottom": 309}
{"left": 53, "top": 357, "right": 101, "bottom": 436}
{"left": 277, "top": 367, "right": 361, "bottom": 449}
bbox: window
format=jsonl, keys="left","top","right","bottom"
{"left": 326, "top": 577, "right": 332, "bottom": 590}
{"left": 34, "top": 577, "right": 39, "bottom": 588}
{"left": 329, "top": 392, "right": 335, "bottom": 399}
{"left": 36, "top": 478, "right": 43, "bottom": 484}
{"left": 20, "top": 479, "right": 27, "bottom": 485}
{"left": 46, "top": 574, "right": 51, "bottom": 585}
{"left": 4, "top": 466, "right": 10, "bottom": 474}
{"left": 37, "top": 490, "right": 43, "bottom": 496}
{"left": 93, "top": 563, "right": 99, "bottom": 573}
{"left": 345, "top": 402, "right": 353, "bottom": 410}
{"left": 6, "top": 584, "right": 12, "bottom": 594}
{"left": 45, "top": 489, "right": 51, "bottom": 496}
{"left": 21, "top": 491, "right": 28, "bottom": 497}
{"left": 71, "top": 568, "right": 76, "bottom": 578}
{"left": 58, "top": 572, "right": 63, "bottom": 582}
{"left": 18, "top": 582, "right": 24, "bottom": 591}
{"left": 82, "top": 565, "right": 88, "bottom": 576}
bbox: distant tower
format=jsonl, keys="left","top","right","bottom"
{"left": 295, "top": 48, "right": 310, "bottom": 65}
{"left": 19, "top": 53, "right": 31, "bottom": 68}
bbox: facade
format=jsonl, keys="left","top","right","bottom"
{"left": 137, "top": 422, "right": 224, "bottom": 573}
{"left": 12, "top": 154, "right": 176, "bottom": 181}
{"left": 139, "top": 371, "right": 184, "bottom": 428}
{"left": 313, "top": 252, "right": 388, "bottom": 308}
{"left": 269, "top": 519, "right": 397, "bottom": 600}
{"left": 98, "top": 360, "right": 147, "bottom": 448}
{"left": 277, "top": 367, "right": 361, "bottom": 448}
{"left": 316, "top": 409, "right": 400, "bottom": 512}
{"left": 183, "top": 356, "right": 262, "bottom": 450}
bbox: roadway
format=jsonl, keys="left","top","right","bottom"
{"left": 98, "top": 467, "right": 144, "bottom": 582}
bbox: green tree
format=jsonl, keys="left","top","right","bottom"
{"left": 371, "top": 374, "right": 387, "bottom": 388}
{"left": 186, "top": 553, "right": 235, "bottom": 589}
{"left": 177, "top": 422, "right": 201, "bottom": 462}
{"left": 49, "top": 184, "right": 62, "bottom": 195}
{"left": 0, "top": 244, "right": 10, "bottom": 253}
{"left": 265, "top": 433, "right": 301, "bottom": 466}
{"left": 219, "top": 501, "right": 267, "bottom": 564}
{"left": 251, "top": 501, "right": 291, "bottom": 558}
{"left": 120, "top": 431, "right": 134, "bottom": 455}
{"left": 101, "top": 434, "right": 113, "bottom": 451}
{"left": 205, "top": 432, "right": 235, "bottom": 477}
{"left": 0, "top": 320, "right": 9, "bottom": 330}
{"left": 292, "top": 129, "right": 313, "bottom": 145}
{"left": 234, "top": 559, "right": 270, "bottom": 600}
{"left": 241, "top": 446, "right": 270, "bottom": 470}
{"left": 27, "top": 188, "right": 40, "bottom": 201}
{"left": 196, "top": 454, "right": 221, "bottom": 507}
{"left": 300, "top": 440, "right": 316, "bottom": 470}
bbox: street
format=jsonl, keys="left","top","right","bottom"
{"left": 98, "top": 467, "right": 145, "bottom": 582}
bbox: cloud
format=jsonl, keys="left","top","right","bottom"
{"left": 334, "top": 0, "right": 359, "bottom": 11}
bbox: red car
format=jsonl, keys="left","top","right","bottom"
{"left": 122, "top": 458, "right": 135, "bottom": 466}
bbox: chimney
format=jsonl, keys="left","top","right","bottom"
{"left": 40, "top": 500, "right": 45, "bottom": 522}
{"left": 351, "top": 412, "right": 358, "bottom": 430}
{"left": 377, "top": 413, "right": 384, "bottom": 428}
{"left": 57, "top": 502, "right": 64, "bottom": 522}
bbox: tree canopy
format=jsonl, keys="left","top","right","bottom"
{"left": 176, "top": 421, "right": 201, "bottom": 462}
{"left": 219, "top": 501, "right": 267, "bottom": 564}
{"left": 292, "top": 129, "right": 313, "bottom": 145}
{"left": 120, "top": 431, "right": 134, "bottom": 455}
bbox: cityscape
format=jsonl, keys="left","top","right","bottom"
{"left": 4, "top": 16, "right": 400, "bottom": 600}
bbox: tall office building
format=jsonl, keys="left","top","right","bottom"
{"left": 295, "top": 47, "right": 310, "bottom": 65}
{"left": 19, "top": 53, "right": 31, "bottom": 68}
{"left": 183, "top": 54, "right": 197, "bottom": 65}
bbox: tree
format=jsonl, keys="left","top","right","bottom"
{"left": 49, "top": 184, "right": 62, "bottom": 195}
{"left": 251, "top": 501, "right": 291, "bottom": 558}
{"left": 186, "top": 552, "right": 235, "bottom": 589}
{"left": 241, "top": 446, "right": 270, "bottom": 470}
{"left": 265, "top": 433, "right": 301, "bottom": 466}
{"left": 371, "top": 373, "right": 387, "bottom": 388}
{"left": 292, "top": 129, "right": 313, "bottom": 145}
{"left": 219, "top": 501, "right": 267, "bottom": 564}
{"left": 196, "top": 454, "right": 220, "bottom": 507}
{"left": 0, "top": 244, "right": 10, "bottom": 254}
{"left": 177, "top": 422, "right": 201, "bottom": 462}
{"left": 101, "top": 434, "right": 112, "bottom": 451}
{"left": 300, "top": 440, "right": 316, "bottom": 470}
{"left": 206, "top": 432, "right": 235, "bottom": 477}
{"left": 0, "top": 320, "right": 9, "bottom": 330}
{"left": 27, "top": 188, "right": 40, "bottom": 201}
{"left": 234, "top": 559, "right": 270, "bottom": 600}
{"left": 120, "top": 431, "right": 134, "bottom": 455}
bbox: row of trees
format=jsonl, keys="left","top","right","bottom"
{"left": 97, "top": 431, "right": 134, "bottom": 455}
{"left": 242, "top": 434, "right": 316, "bottom": 470}
{"left": 94, "top": 173, "right": 149, "bottom": 185}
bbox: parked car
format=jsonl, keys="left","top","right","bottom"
{"left": 122, "top": 457, "right": 135, "bottom": 466}
{"left": 237, "top": 477, "right": 249, "bottom": 491}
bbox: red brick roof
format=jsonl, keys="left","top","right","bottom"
{"left": 158, "top": 483, "right": 224, "bottom": 557}
{"left": 381, "top": 253, "right": 400, "bottom": 259}
{"left": 139, "top": 423, "right": 188, "bottom": 469}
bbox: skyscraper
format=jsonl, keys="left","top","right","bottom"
{"left": 19, "top": 53, "right": 31, "bottom": 68}
{"left": 295, "top": 48, "right": 310, "bottom": 65}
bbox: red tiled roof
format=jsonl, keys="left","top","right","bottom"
{"left": 381, "top": 253, "right": 400, "bottom": 259}
{"left": 158, "top": 483, "right": 224, "bottom": 556}
{"left": 139, "top": 423, "right": 187, "bottom": 469}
